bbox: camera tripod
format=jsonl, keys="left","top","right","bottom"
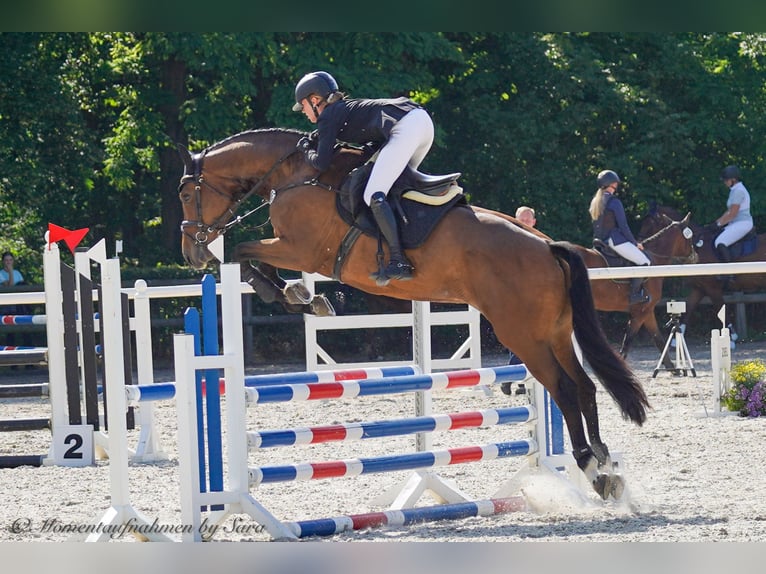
{"left": 653, "top": 313, "right": 696, "bottom": 378}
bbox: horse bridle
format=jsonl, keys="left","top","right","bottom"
{"left": 641, "top": 214, "right": 698, "bottom": 264}
{"left": 178, "top": 147, "right": 304, "bottom": 247}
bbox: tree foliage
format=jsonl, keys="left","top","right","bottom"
{"left": 2, "top": 32, "right": 766, "bottom": 283}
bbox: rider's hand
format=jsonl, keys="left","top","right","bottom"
{"left": 296, "top": 136, "right": 312, "bottom": 151}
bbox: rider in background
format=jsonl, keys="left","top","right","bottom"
{"left": 292, "top": 70, "right": 435, "bottom": 284}
{"left": 711, "top": 165, "right": 753, "bottom": 263}
{"left": 589, "top": 170, "right": 651, "bottom": 305}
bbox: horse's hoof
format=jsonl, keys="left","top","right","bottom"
{"left": 284, "top": 282, "right": 312, "bottom": 305}
{"left": 310, "top": 295, "right": 336, "bottom": 317}
{"left": 592, "top": 473, "right": 625, "bottom": 500}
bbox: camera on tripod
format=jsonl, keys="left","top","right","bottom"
{"left": 666, "top": 300, "right": 686, "bottom": 316}
{"left": 654, "top": 299, "right": 696, "bottom": 378}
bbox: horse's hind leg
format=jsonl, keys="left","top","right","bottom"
{"left": 560, "top": 357, "right": 626, "bottom": 500}
{"left": 527, "top": 343, "right": 624, "bottom": 500}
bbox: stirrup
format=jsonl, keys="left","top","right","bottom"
{"left": 370, "top": 260, "right": 413, "bottom": 286}
{"left": 629, "top": 290, "right": 651, "bottom": 305}
{"left": 384, "top": 260, "right": 413, "bottom": 281}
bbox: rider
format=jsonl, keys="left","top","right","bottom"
{"left": 711, "top": 165, "right": 753, "bottom": 263}
{"left": 292, "top": 70, "right": 435, "bottom": 284}
{"left": 589, "top": 170, "right": 651, "bottom": 305}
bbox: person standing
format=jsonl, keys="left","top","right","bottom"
{"left": 503, "top": 207, "right": 538, "bottom": 396}
{"left": 589, "top": 170, "right": 651, "bottom": 305}
{"left": 0, "top": 252, "right": 28, "bottom": 351}
{"left": 0, "top": 252, "right": 24, "bottom": 288}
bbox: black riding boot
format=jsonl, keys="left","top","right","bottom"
{"left": 715, "top": 244, "right": 735, "bottom": 283}
{"left": 715, "top": 243, "right": 732, "bottom": 262}
{"left": 369, "top": 192, "right": 413, "bottom": 283}
{"left": 629, "top": 277, "right": 650, "bottom": 305}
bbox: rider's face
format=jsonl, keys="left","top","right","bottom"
{"left": 299, "top": 96, "right": 322, "bottom": 124}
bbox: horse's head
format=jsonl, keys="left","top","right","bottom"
{"left": 639, "top": 209, "right": 698, "bottom": 264}
{"left": 176, "top": 129, "right": 310, "bottom": 269}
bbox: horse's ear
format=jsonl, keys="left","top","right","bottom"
{"left": 648, "top": 200, "right": 657, "bottom": 215}
{"left": 176, "top": 143, "right": 194, "bottom": 175}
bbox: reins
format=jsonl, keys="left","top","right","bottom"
{"left": 641, "top": 216, "right": 697, "bottom": 264}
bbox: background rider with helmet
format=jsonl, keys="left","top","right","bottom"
{"left": 589, "top": 169, "right": 652, "bottom": 305}
{"left": 711, "top": 165, "right": 754, "bottom": 263}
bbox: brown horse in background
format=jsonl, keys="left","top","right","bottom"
{"left": 177, "top": 128, "right": 649, "bottom": 499}
{"left": 638, "top": 204, "right": 766, "bottom": 335}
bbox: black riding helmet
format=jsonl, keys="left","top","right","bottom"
{"left": 292, "top": 71, "right": 339, "bottom": 112}
{"left": 597, "top": 170, "right": 621, "bottom": 189}
{"left": 720, "top": 165, "right": 741, "bottom": 181}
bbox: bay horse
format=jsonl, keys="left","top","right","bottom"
{"left": 177, "top": 128, "right": 650, "bottom": 500}
{"left": 639, "top": 204, "right": 766, "bottom": 335}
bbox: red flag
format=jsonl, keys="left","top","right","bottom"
{"left": 48, "top": 223, "right": 89, "bottom": 253}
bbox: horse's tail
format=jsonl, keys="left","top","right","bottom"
{"left": 550, "top": 241, "right": 650, "bottom": 425}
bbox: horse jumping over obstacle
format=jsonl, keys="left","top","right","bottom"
{"left": 177, "top": 128, "right": 650, "bottom": 500}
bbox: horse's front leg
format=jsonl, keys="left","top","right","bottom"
{"left": 233, "top": 242, "right": 335, "bottom": 317}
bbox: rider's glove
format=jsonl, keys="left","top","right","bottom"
{"left": 296, "top": 136, "right": 312, "bottom": 151}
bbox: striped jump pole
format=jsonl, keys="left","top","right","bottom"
{"left": 243, "top": 365, "right": 527, "bottom": 404}
{"left": 123, "top": 365, "right": 422, "bottom": 405}
{"left": 285, "top": 496, "right": 527, "bottom": 539}
{"left": 249, "top": 440, "right": 536, "bottom": 485}
{"left": 0, "top": 314, "right": 47, "bottom": 325}
{"left": 247, "top": 405, "right": 535, "bottom": 448}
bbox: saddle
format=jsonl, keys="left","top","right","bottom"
{"left": 592, "top": 238, "right": 635, "bottom": 268}
{"left": 330, "top": 160, "right": 466, "bottom": 280}
{"left": 711, "top": 228, "right": 758, "bottom": 260}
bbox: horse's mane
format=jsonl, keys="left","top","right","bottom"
{"left": 200, "top": 126, "right": 367, "bottom": 183}
{"left": 655, "top": 205, "right": 685, "bottom": 221}
{"left": 205, "top": 127, "right": 306, "bottom": 154}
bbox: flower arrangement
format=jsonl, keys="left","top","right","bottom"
{"left": 723, "top": 359, "right": 766, "bottom": 417}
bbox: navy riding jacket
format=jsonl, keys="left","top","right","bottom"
{"left": 305, "top": 97, "right": 421, "bottom": 172}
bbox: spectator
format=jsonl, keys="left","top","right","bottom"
{"left": 0, "top": 252, "right": 31, "bottom": 353}
{"left": 503, "top": 208, "right": 538, "bottom": 396}
{"left": 515, "top": 206, "right": 536, "bottom": 228}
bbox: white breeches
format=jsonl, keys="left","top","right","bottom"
{"left": 363, "top": 108, "right": 434, "bottom": 205}
{"left": 715, "top": 220, "right": 753, "bottom": 247}
{"left": 608, "top": 238, "right": 651, "bottom": 266}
